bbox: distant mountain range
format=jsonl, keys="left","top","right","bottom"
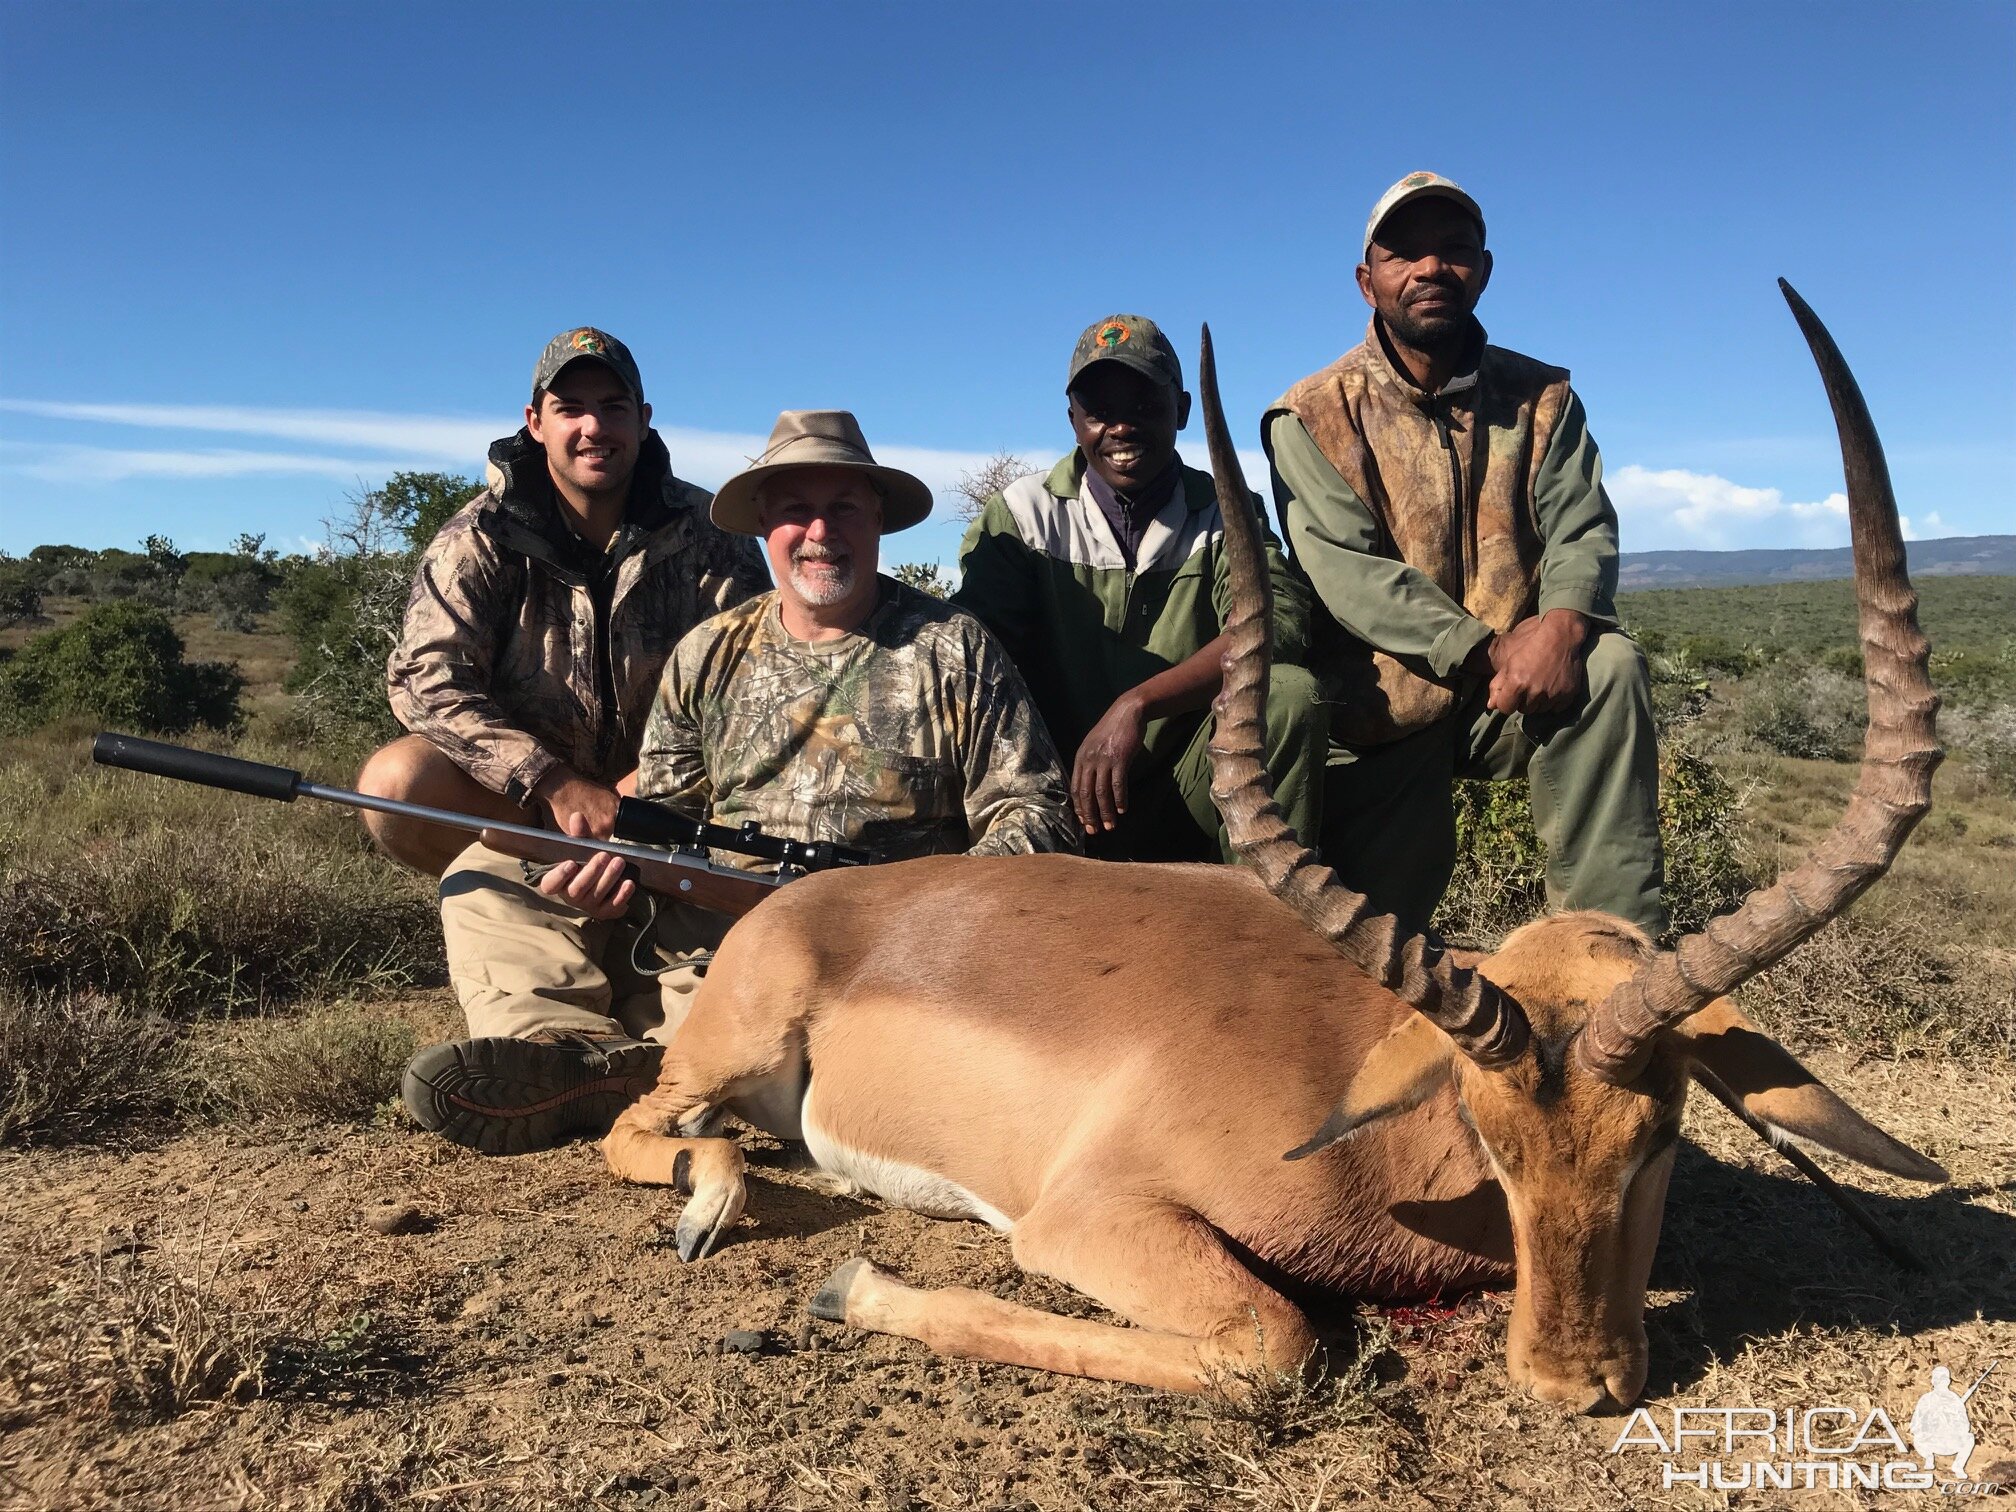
{"left": 1617, "top": 535, "right": 2014, "bottom": 590}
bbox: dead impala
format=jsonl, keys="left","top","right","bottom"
{"left": 602, "top": 283, "right": 1944, "bottom": 1411}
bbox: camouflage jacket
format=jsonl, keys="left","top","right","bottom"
{"left": 387, "top": 429, "right": 769, "bottom": 802}
{"left": 635, "top": 580, "right": 1079, "bottom": 863}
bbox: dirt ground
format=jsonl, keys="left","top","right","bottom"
{"left": 2, "top": 991, "right": 2011, "bottom": 1512}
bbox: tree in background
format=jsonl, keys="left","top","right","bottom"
{"left": 377, "top": 471, "right": 482, "bottom": 554}
{"left": 952, "top": 452, "right": 1038, "bottom": 522}
{"left": 281, "top": 471, "right": 481, "bottom": 748}
{"left": 0, "top": 552, "right": 46, "bottom": 631}
{"left": 891, "top": 561, "right": 952, "bottom": 598}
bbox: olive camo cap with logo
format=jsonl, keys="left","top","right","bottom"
{"left": 1065, "top": 314, "right": 1184, "bottom": 394}
{"left": 1362, "top": 171, "right": 1486, "bottom": 259}
{"left": 532, "top": 327, "right": 645, "bottom": 404}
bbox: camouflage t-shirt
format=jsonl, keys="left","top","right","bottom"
{"left": 635, "top": 579, "right": 1077, "bottom": 863}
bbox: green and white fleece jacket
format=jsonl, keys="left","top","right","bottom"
{"left": 953, "top": 450, "right": 1312, "bottom": 771}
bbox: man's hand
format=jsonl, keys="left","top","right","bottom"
{"left": 534, "top": 765, "right": 621, "bottom": 838}
{"left": 1471, "top": 610, "right": 1595, "bottom": 715}
{"left": 1072, "top": 690, "right": 1149, "bottom": 834}
{"left": 533, "top": 813, "right": 636, "bottom": 922}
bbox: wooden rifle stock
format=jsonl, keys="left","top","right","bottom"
{"left": 479, "top": 828, "right": 780, "bottom": 918}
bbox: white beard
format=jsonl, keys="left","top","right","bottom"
{"left": 788, "top": 551, "right": 856, "bottom": 607}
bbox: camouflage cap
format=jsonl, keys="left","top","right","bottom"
{"left": 1065, "top": 314, "right": 1184, "bottom": 395}
{"left": 532, "top": 327, "right": 644, "bottom": 404}
{"left": 1362, "top": 171, "right": 1486, "bottom": 260}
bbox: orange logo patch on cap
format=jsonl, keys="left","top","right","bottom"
{"left": 1403, "top": 172, "right": 1436, "bottom": 188}
{"left": 1097, "top": 322, "right": 1131, "bottom": 350}
{"left": 569, "top": 330, "right": 605, "bottom": 354}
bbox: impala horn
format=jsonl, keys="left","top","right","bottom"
{"left": 1199, "top": 324, "right": 1530, "bottom": 1110}
{"left": 1580, "top": 281, "right": 1942, "bottom": 1085}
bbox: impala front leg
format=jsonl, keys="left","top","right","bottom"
{"left": 604, "top": 1099, "right": 748, "bottom": 1261}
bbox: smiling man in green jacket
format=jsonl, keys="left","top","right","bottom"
{"left": 1264, "top": 172, "right": 1665, "bottom": 936}
{"left": 954, "top": 314, "right": 1324, "bottom": 862}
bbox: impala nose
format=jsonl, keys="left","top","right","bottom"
{"left": 1512, "top": 1350, "right": 1645, "bottom": 1414}
{"left": 1526, "top": 1372, "right": 1613, "bottom": 1414}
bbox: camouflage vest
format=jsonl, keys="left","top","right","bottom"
{"left": 1274, "top": 319, "right": 1570, "bottom": 744}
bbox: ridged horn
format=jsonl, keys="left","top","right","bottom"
{"left": 1200, "top": 324, "right": 1529, "bottom": 1069}
{"left": 1580, "top": 281, "right": 1942, "bottom": 1084}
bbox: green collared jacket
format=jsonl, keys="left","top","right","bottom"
{"left": 953, "top": 450, "right": 1311, "bottom": 770}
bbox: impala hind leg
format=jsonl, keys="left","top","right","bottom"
{"left": 809, "top": 1198, "right": 1315, "bottom": 1394}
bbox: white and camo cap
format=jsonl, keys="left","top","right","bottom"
{"left": 1362, "top": 171, "right": 1486, "bottom": 260}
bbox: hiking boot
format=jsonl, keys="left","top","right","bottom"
{"left": 401, "top": 1031, "right": 665, "bottom": 1155}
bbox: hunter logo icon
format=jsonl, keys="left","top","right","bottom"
{"left": 1097, "top": 322, "right": 1131, "bottom": 350}
{"left": 569, "top": 330, "right": 605, "bottom": 355}
{"left": 1912, "top": 1361, "right": 1999, "bottom": 1480}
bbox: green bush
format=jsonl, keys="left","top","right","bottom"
{"left": 0, "top": 553, "right": 45, "bottom": 629}
{"left": 1658, "top": 748, "right": 1754, "bottom": 934}
{"left": 1733, "top": 665, "right": 1866, "bottom": 761}
{"left": 1668, "top": 633, "right": 1764, "bottom": 676}
{"left": 1435, "top": 749, "right": 1754, "bottom": 946}
{"left": 0, "top": 603, "right": 242, "bottom": 735}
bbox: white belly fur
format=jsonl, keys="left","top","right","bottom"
{"left": 800, "top": 1081, "right": 1013, "bottom": 1232}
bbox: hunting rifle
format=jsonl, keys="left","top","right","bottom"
{"left": 89, "top": 732, "right": 872, "bottom": 919}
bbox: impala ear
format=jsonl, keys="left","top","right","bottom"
{"left": 1286, "top": 1014, "right": 1453, "bottom": 1161}
{"left": 1675, "top": 999, "right": 1948, "bottom": 1183}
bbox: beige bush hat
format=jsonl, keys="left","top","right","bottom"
{"left": 710, "top": 410, "right": 934, "bottom": 535}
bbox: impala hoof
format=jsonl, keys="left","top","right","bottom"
{"left": 808, "top": 1256, "right": 876, "bottom": 1323}
{"left": 675, "top": 1205, "right": 732, "bottom": 1263}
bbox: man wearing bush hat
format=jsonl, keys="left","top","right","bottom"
{"left": 1263, "top": 171, "right": 1665, "bottom": 935}
{"left": 404, "top": 409, "right": 1076, "bottom": 1155}
{"left": 954, "top": 313, "right": 1326, "bottom": 862}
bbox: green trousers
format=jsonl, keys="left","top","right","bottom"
{"left": 1318, "top": 633, "right": 1668, "bottom": 936}
{"left": 1093, "top": 664, "right": 1328, "bottom": 864}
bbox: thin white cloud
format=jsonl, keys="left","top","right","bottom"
{"left": 1608, "top": 464, "right": 1849, "bottom": 551}
{"left": 0, "top": 398, "right": 495, "bottom": 461}
{"left": 0, "top": 397, "right": 1064, "bottom": 512}
{"left": 0, "top": 440, "right": 452, "bottom": 484}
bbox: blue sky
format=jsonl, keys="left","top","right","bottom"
{"left": 2, "top": 1, "right": 2011, "bottom": 573}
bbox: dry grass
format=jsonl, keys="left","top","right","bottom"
{"left": 0, "top": 988, "right": 185, "bottom": 1146}
{"left": 181, "top": 1003, "right": 417, "bottom": 1125}
{"left": 1734, "top": 751, "right": 2016, "bottom": 1061}
{"left": 0, "top": 720, "right": 441, "bottom": 1016}
{"left": 0, "top": 1204, "right": 415, "bottom": 1431}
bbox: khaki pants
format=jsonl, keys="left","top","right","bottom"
{"left": 1319, "top": 632, "right": 1668, "bottom": 937}
{"left": 1097, "top": 664, "right": 1329, "bottom": 864}
{"left": 438, "top": 841, "right": 729, "bottom": 1043}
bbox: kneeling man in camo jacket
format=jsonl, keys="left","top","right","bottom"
{"left": 404, "top": 410, "right": 1078, "bottom": 1154}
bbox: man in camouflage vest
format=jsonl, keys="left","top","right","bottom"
{"left": 954, "top": 314, "right": 1326, "bottom": 862}
{"left": 1264, "top": 173, "right": 1665, "bottom": 936}
{"left": 404, "top": 409, "right": 1077, "bottom": 1154}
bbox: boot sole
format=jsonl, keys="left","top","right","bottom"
{"left": 402, "top": 1037, "right": 665, "bottom": 1156}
